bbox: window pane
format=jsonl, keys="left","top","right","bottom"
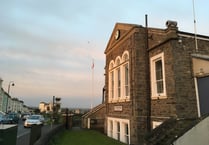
{"left": 111, "top": 72, "right": 114, "bottom": 98}
{"left": 117, "top": 122, "right": 120, "bottom": 141}
{"left": 124, "top": 54, "right": 128, "bottom": 61}
{"left": 125, "top": 124, "right": 129, "bottom": 134}
{"left": 117, "top": 122, "right": 120, "bottom": 132}
{"left": 156, "top": 80, "right": 163, "bottom": 93}
{"left": 155, "top": 60, "right": 163, "bottom": 94}
{"left": 117, "top": 68, "right": 121, "bottom": 97}
{"left": 116, "top": 59, "right": 120, "bottom": 66}
{"left": 155, "top": 60, "right": 162, "bottom": 80}
{"left": 125, "top": 124, "right": 129, "bottom": 144}
{"left": 125, "top": 63, "right": 129, "bottom": 96}
{"left": 125, "top": 64, "right": 129, "bottom": 85}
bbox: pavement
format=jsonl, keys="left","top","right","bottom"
{"left": 16, "top": 129, "right": 30, "bottom": 145}
{"left": 16, "top": 124, "right": 60, "bottom": 145}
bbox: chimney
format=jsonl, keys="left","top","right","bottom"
{"left": 166, "top": 20, "right": 177, "bottom": 28}
{"left": 165, "top": 20, "right": 178, "bottom": 38}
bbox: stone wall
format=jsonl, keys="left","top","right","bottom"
{"left": 149, "top": 24, "right": 209, "bottom": 122}
{"left": 82, "top": 104, "right": 106, "bottom": 132}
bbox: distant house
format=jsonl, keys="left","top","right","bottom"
{"left": 39, "top": 102, "right": 52, "bottom": 113}
{"left": 0, "top": 78, "right": 28, "bottom": 113}
{"left": 39, "top": 99, "right": 61, "bottom": 114}
{"left": 104, "top": 20, "right": 209, "bottom": 144}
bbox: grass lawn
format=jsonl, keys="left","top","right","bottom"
{"left": 49, "top": 129, "right": 126, "bottom": 145}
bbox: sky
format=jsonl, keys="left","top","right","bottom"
{"left": 0, "top": 0, "right": 209, "bottom": 108}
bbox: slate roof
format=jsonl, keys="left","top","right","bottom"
{"left": 145, "top": 117, "right": 208, "bottom": 145}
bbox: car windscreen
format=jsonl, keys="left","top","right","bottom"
{"left": 29, "top": 116, "right": 40, "bottom": 120}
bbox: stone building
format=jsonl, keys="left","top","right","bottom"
{"left": 104, "top": 20, "right": 209, "bottom": 144}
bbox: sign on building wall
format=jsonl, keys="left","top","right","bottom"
{"left": 114, "top": 106, "right": 123, "bottom": 111}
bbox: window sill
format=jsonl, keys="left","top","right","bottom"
{"left": 108, "top": 97, "right": 130, "bottom": 103}
{"left": 151, "top": 96, "right": 167, "bottom": 100}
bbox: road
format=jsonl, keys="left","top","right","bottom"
{"left": 17, "top": 120, "right": 30, "bottom": 138}
{"left": 16, "top": 120, "right": 60, "bottom": 145}
{"left": 16, "top": 120, "right": 30, "bottom": 145}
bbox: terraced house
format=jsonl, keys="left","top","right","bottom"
{"left": 104, "top": 20, "right": 209, "bottom": 144}
{"left": 0, "top": 78, "right": 30, "bottom": 113}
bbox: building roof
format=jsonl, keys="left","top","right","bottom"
{"left": 145, "top": 116, "right": 208, "bottom": 145}
{"left": 191, "top": 53, "right": 209, "bottom": 61}
{"left": 105, "top": 21, "right": 209, "bottom": 55}
{"left": 104, "top": 23, "right": 143, "bottom": 54}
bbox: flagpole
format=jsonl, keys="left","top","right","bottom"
{"left": 192, "top": 0, "right": 198, "bottom": 52}
{"left": 91, "top": 59, "right": 94, "bottom": 109}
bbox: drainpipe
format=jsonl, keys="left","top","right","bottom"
{"left": 194, "top": 77, "right": 201, "bottom": 117}
{"left": 145, "top": 14, "right": 151, "bottom": 132}
{"left": 102, "top": 86, "right": 105, "bottom": 103}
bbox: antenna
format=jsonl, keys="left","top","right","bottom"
{"left": 192, "top": 0, "right": 198, "bottom": 52}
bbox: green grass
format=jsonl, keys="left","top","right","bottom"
{"left": 49, "top": 129, "right": 126, "bottom": 145}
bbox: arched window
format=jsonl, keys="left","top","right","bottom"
{"left": 109, "top": 61, "right": 115, "bottom": 100}
{"left": 109, "top": 61, "right": 114, "bottom": 70}
{"left": 122, "top": 52, "right": 129, "bottom": 62}
{"left": 108, "top": 51, "right": 130, "bottom": 103}
{"left": 116, "top": 58, "right": 120, "bottom": 66}
{"left": 122, "top": 51, "right": 130, "bottom": 98}
{"left": 115, "top": 57, "right": 121, "bottom": 98}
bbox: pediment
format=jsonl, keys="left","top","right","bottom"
{"left": 104, "top": 23, "right": 141, "bottom": 54}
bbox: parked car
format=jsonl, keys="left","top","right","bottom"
{"left": 24, "top": 115, "right": 45, "bottom": 128}
{"left": 1, "top": 115, "right": 12, "bottom": 124}
{"left": 0, "top": 111, "right": 5, "bottom": 123}
{"left": 6, "top": 113, "right": 19, "bottom": 124}
{"left": 0, "top": 111, "right": 5, "bottom": 116}
{"left": 0, "top": 114, "right": 4, "bottom": 123}
{"left": 21, "top": 113, "right": 31, "bottom": 121}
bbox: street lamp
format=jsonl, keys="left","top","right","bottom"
{"left": 6, "top": 81, "right": 15, "bottom": 113}
{"left": 8, "top": 81, "right": 15, "bottom": 95}
{"left": 52, "top": 96, "right": 61, "bottom": 119}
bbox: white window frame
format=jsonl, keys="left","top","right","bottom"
{"left": 110, "top": 71, "right": 114, "bottom": 99}
{"left": 108, "top": 61, "right": 114, "bottom": 102}
{"left": 108, "top": 51, "right": 130, "bottom": 103}
{"left": 116, "top": 121, "right": 120, "bottom": 141}
{"left": 117, "top": 67, "right": 121, "bottom": 98}
{"left": 123, "top": 122, "right": 130, "bottom": 144}
{"left": 115, "top": 57, "right": 121, "bottom": 100}
{"left": 107, "top": 117, "right": 130, "bottom": 144}
{"left": 122, "top": 51, "right": 130, "bottom": 100}
{"left": 108, "top": 120, "right": 113, "bottom": 137}
{"left": 150, "top": 52, "right": 166, "bottom": 99}
{"left": 123, "top": 63, "right": 130, "bottom": 98}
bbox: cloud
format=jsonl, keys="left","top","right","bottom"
{"left": 0, "top": 0, "right": 208, "bottom": 108}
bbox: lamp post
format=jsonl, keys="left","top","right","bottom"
{"left": 6, "top": 81, "right": 15, "bottom": 113}
{"left": 52, "top": 96, "right": 61, "bottom": 121}
{"left": 8, "top": 81, "right": 15, "bottom": 95}
{"left": 52, "top": 96, "right": 55, "bottom": 119}
{"left": 52, "top": 96, "right": 61, "bottom": 116}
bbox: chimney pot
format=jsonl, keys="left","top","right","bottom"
{"left": 166, "top": 20, "right": 177, "bottom": 28}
